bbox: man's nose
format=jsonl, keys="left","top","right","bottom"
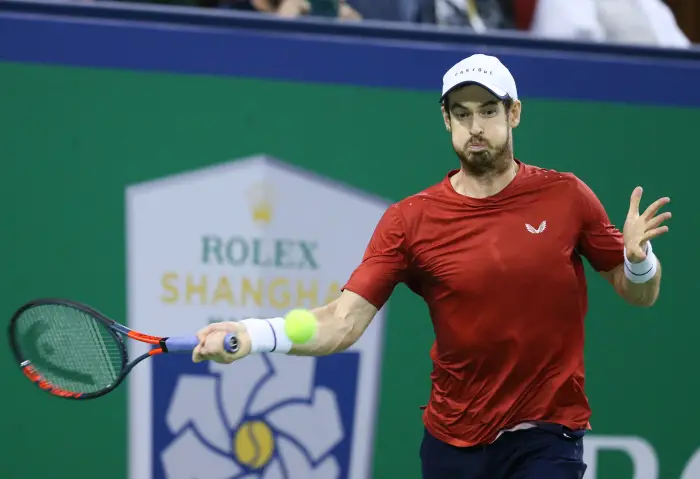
{"left": 468, "top": 117, "right": 484, "bottom": 136}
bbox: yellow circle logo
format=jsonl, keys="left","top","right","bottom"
{"left": 233, "top": 420, "right": 275, "bottom": 469}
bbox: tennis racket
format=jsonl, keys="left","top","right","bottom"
{"left": 8, "top": 298, "right": 235, "bottom": 400}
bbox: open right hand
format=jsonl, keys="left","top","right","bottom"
{"left": 192, "top": 321, "right": 252, "bottom": 364}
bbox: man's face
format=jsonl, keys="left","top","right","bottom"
{"left": 442, "top": 85, "right": 521, "bottom": 176}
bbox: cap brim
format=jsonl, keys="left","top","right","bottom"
{"left": 439, "top": 80, "right": 509, "bottom": 103}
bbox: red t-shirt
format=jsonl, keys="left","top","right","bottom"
{"left": 343, "top": 160, "right": 624, "bottom": 447}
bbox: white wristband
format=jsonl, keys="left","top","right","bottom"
{"left": 240, "top": 317, "right": 293, "bottom": 354}
{"left": 623, "top": 241, "right": 658, "bottom": 284}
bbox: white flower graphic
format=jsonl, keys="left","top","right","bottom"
{"left": 160, "top": 354, "right": 345, "bottom": 479}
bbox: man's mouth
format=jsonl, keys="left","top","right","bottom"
{"left": 467, "top": 143, "right": 488, "bottom": 151}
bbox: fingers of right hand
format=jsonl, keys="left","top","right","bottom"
{"left": 196, "top": 321, "right": 244, "bottom": 342}
{"left": 192, "top": 344, "right": 205, "bottom": 363}
{"left": 196, "top": 324, "right": 216, "bottom": 343}
{"left": 195, "top": 329, "right": 246, "bottom": 364}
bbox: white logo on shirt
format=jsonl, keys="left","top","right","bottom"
{"left": 525, "top": 221, "right": 547, "bottom": 234}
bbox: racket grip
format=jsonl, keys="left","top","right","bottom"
{"left": 164, "top": 336, "right": 200, "bottom": 352}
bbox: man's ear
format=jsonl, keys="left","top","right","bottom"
{"left": 509, "top": 100, "right": 522, "bottom": 129}
{"left": 441, "top": 105, "right": 451, "bottom": 132}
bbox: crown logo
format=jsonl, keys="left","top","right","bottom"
{"left": 246, "top": 182, "right": 275, "bottom": 226}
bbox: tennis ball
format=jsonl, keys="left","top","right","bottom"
{"left": 284, "top": 309, "right": 318, "bottom": 344}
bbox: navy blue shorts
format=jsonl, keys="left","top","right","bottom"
{"left": 420, "top": 424, "right": 587, "bottom": 479}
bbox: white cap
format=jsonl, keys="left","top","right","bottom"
{"left": 440, "top": 54, "right": 518, "bottom": 102}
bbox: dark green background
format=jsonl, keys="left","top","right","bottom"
{"left": 1, "top": 62, "right": 695, "bottom": 478}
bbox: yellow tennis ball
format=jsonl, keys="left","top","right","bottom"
{"left": 284, "top": 309, "right": 318, "bottom": 344}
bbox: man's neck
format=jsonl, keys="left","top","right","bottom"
{"left": 450, "top": 159, "right": 519, "bottom": 199}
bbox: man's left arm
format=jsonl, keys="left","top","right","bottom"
{"left": 600, "top": 246, "right": 662, "bottom": 307}
{"left": 600, "top": 186, "right": 670, "bottom": 307}
{"left": 575, "top": 179, "right": 671, "bottom": 308}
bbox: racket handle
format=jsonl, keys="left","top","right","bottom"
{"left": 164, "top": 335, "right": 235, "bottom": 354}
{"left": 164, "top": 336, "right": 200, "bottom": 352}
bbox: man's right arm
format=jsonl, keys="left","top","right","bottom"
{"left": 289, "top": 289, "right": 378, "bottom": 356}
{"left": 192, "top": 290, "right": 377, "bottom": 363}
{"left": 193, "top": 203, "right": 407, "bottom": 365}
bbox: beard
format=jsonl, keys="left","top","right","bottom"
{"left": 453, "top": 131, "right": 513, "bottom": 178}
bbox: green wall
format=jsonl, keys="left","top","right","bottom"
{"left": 1, "top": 62, "right": 696, "bottom": 478}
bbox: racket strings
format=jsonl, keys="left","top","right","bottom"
{"left": 15, "top": 304, "right": 124, "bottom": 393}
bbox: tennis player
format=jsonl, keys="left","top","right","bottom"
{"left": 193, "top": 54, "right": 670, "bottom": 478}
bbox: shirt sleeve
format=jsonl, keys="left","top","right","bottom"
{"left": 342, "top": 205, "right": 409, "bottom": 310}
{"left": 574, "top": 177, "right": 625, "bottom": 272}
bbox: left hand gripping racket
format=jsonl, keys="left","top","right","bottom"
{"left": 8, "top": 298, "right": 232, "bottom": 400}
